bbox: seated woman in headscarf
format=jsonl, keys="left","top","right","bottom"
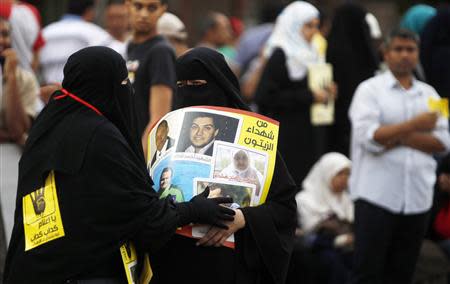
{"left": 149, "top": 47, "right": 297, "bottom": 284}
{"left": 218, "top": 149, "right": 264, "bottom": 196}
{"left": 295, "top": 152, "right": 353, "bottom": 284}
{"left": 3, "top": 47, "right": 236, "bottom": 283}
{"left": 254, "top": 1, "right": 337, "bottom": 186}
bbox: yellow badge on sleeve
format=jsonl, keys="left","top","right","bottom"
{"left": 120, "top": 242, "right": 153, "bottom": 284}
{"left": 23, "top": 171, "right": 65, "bottom": 251}
{"left": 428, "top": 97, "right": 449, "bottom": 118}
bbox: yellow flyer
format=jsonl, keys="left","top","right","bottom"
{"left": 120, "top": 242, "right": 153, "bottom": 284}
{"left": 146, "top": 106, "right": 279, "bottom": 247}
{"left": 23, "top": 171, "right": 65, "bottom": 251}
{"left": 428, "top": 97, "right": 449, "bottom": 118}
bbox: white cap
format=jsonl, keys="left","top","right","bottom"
{"left": 157, "top": 12, "right": 188, "bottom": 40}
{"left": 365, "top": 13, "right": 382, "bottom": 40}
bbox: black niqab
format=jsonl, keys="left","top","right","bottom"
{"left": 22, "top": 46, "right": 145, "bottom": 181}
{"left": 175, "top": 47, "right": 250, "bottom": 110}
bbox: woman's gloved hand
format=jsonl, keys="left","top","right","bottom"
{"left": 176, "top": 187, "right": 235, "bottom": 229}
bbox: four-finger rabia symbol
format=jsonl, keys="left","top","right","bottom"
{"left": 31, "top": 188, "right": 46, "bottom": 215}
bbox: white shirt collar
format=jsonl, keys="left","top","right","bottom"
{"left": 185, "top": 139, "right": 215, "bottom": 155}
{"left": 384, "top": 69, "right": 419, "bottom": 91}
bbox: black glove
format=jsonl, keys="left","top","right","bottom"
{"left": 176, "top": 187, "right": 235, "bottom": 229}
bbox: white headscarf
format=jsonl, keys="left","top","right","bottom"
{"left": 296, "top": 152, "right": 353, "bottom": 232}
{"left": 263, "top": 1, "right": 320, "bottom": 80}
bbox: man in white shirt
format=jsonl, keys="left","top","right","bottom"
{"left": 40, "top": 0, "right": 124, "bottom": 85}
{"left": 349, "top": 29, "right": 450, "bottom": 284}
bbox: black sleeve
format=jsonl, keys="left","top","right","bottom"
{"left": 147, "top": 44, "right": 177, "bottom": 90}
{"left": 237, "top": 152, "right": 298, "bottom": 284}
{"left": 255, "top": 48, "right": 314, "bottom": 110}
{"left": 83, "top": 122, "right": 179, "bottom": 254}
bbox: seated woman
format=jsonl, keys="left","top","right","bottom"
{"left": 295, "top": 152, "right": 353, "bottom": 284}
{"left": 150, "top": 47, "right": 298, "bottom": 284}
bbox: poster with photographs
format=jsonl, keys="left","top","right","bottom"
{"left": 147, "top": 106, "right": 280, "bottom": 248}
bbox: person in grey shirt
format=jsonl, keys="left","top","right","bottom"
{"left": 348, "top": 28, "right": 450, "bottom": 284}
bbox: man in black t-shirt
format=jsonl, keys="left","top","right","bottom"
{"left": 126, "top": 0, "right": 176, "bottom": 155}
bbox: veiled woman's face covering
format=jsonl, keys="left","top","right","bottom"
{"left": 176, "top": 60, "right": 231, "bottom": 107}
{"left": 61, "top": 47, "right": 141, "bottom": 154}
{"left": 175, "top": 47, "right": 249, "bottom": 110}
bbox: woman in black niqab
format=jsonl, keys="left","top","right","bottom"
{"left": 175, "top": 47, "right": 249, "bottom": 110}
{"left": 151, "top": 47, "right": 298, "bottom": 284}
{"left": 325, "top": 3, "right": 379, "bottom": 155}
{"left": 4, "top": 46, "right": 235, "bottom": 283}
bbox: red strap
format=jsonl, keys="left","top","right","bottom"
{"left": 54, "top": 89, "right": 103, "bottom": 116}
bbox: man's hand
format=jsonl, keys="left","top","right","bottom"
{"left": 196, "top": 208, "right": 246, "bottom": 247}
{"left": 409, "top": 112, "right": 438, "bottom": 132}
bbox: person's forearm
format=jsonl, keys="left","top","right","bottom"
{"left": 4, "top": 74, "right": 31, "bottom": 143}
{"left": 402, "top": 132, "right": 445, "bottom": 154}
{"left": 373, "top": 120, "right": 415, "bottom": 146}
{"left": 149, "top": 87, "right": 173, "bottom": 126}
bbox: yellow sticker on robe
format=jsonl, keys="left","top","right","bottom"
{"left": 120, "top": 242, "right": 153, "bottom": 284}
{"left": 428, "top": 97, "right": 449, "bottom": 118}
{"left": 23, "top": 171, "right": 65, "bottom": 251}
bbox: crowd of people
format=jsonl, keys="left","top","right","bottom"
{"left": 0, "top": 0, "right": 449, "bottom": 283}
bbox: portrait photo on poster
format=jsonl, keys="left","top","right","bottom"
{"left": 152, "top": 155, "right": 211, "bottom": 202}
{"left": 211, "top": 141, "right": 269, "bottom": 205}
{"left": 175, "top": 111, "right": 241, "bottom": 157}
{"left": 148, "top": 112, "right": 184, "bottom": 171}
{"left": 193, "top": 177, "right": 255, "bottom": 208}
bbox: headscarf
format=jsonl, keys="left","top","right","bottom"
{"left": 327, "top": 2, "right": 378, "bottom": 70}
{"left": 20, "top": 46, "right": 145, "bottom": 182}
{"left": 263, "top": 1, "right": 320, "bottom": 80}
{"left": 400, "top": 4, "right": 437, "bottom": 35}
{"left": 175, "top": 47, "right": 249, "bottom": 110}
{"left": 296, "top": 152, "right": 353, "bottom": 232}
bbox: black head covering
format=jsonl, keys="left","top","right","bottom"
{"left": 21, "top": 46, "right": 144, "bottom": 182}
{"left": 420, "top": 8, "right": 450, "bottom": 98}
{"left": 326, "top": 2, "right": 378, "bottom": 72}
{"left": 175, "top": 47, "right": 250, "bottom": 110}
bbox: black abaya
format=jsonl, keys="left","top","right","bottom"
{"left": 151, "top": 47, "right": 298, "bottom": 284}
{"left": 255, "top": 48, "right": 317, "bottom": 185}
{"left": 326, "top": 3, "right": 379, "bottom": 156}
{"left": 4, "top": 47, "right": 232, "bottom": 283}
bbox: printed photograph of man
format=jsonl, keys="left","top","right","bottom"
{"left": 157, "top": 167, "right": 184, "bottom": 202}
{"left": 150, "top": 120, "right": 175, "bottom": 167}
{"left": 176, "top": 112, "right": 240, "bottom": 156}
